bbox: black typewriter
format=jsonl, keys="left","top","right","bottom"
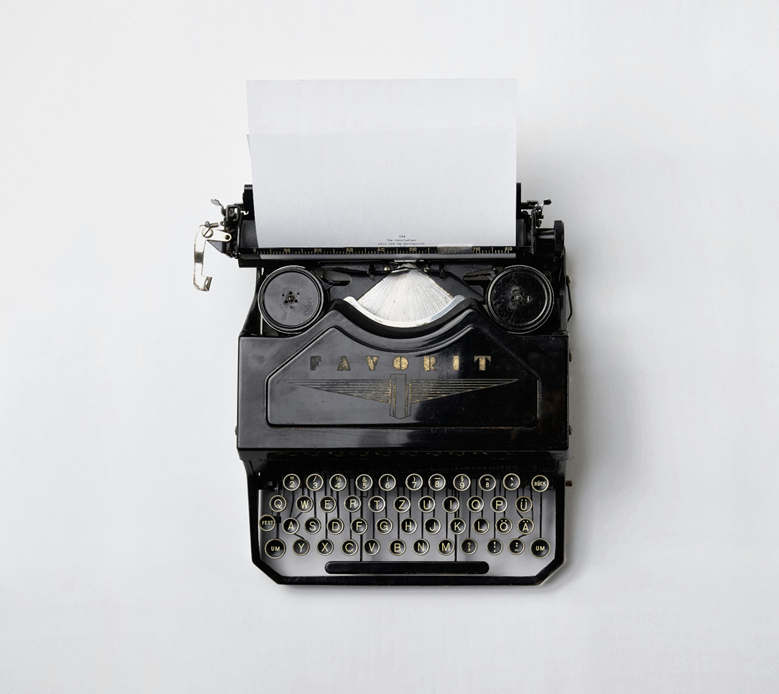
{"left": 194, "top": 184, "right": 571, "bottom": 585}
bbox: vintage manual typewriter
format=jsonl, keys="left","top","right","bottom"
{"left": 193, "top": 183, "right": 571, "bottom": 585}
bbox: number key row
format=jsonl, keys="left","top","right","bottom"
{"left": 279, "top": 473, "right": 550, "bottom": 494}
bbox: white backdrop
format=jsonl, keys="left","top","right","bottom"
{"left": 1, "top": 1, "right": 778, "bottom": 692}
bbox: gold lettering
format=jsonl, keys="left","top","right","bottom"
{"left": 365, "top": 356, "right": 379, "bottom": 371}
{"left": 310, "top": 356, "right": 321, "bottom": 371}
{"left": 474, "top": 355, "right": 492, "bottom": 371}
{"left": 392, "top": 356, "right": 409, "bottom": 371}
{"left": 452, "top": 355, "right": 460, "bottom": 371}
{"left": 423, "top": 356, "right": 437, "bottom": 371}
{"left": 337, "top": 356, "right": 351, "bottom": 371}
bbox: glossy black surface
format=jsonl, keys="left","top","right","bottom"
{"left": 238, "top": 308, "right": 568, "bottom": 455}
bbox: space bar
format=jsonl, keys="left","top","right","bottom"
{"left": 325, "top": 561, "right": 489, "bottom": 575}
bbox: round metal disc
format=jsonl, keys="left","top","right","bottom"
{"left": 258, "top": 266, "right": 324, "bottom": 333}
{"left": 486, "top": 265, "right": 554, "bottom": 333}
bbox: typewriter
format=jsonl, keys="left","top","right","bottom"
{"left": 194, "top": 184, "right": 571, "bottom": 585}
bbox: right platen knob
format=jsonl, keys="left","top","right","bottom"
{"left": 486, "top": 265, "right": 554, "bottom": 333}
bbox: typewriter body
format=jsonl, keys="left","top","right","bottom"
{"left": 194, "top": 184, "right": 570, "bottom": 585}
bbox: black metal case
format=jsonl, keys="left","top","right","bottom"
{"left": 195, "top": 184, "right": 571, "bottom": 585}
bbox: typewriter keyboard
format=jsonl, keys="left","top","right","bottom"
{"left": 256, "top": 470, "right": 559, "bottom": 581}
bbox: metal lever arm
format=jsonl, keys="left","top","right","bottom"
{"left": 193, "top": 222, "right": 232, "bottom": 291}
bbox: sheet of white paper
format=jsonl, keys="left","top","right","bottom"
{"left": 246, "top": 79, "right": 516, "bottom": 249}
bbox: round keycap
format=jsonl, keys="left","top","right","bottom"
{"left": 453, "top": 474, "right": 471, "bottom": 491}
{"left": 517, "top": 518, "right": 534, "bottom": 535}
{"left": 509, "top": 538, "right": 525, "bottom": 555}
{"left": 282, "top": 474, "right": 301, "bottom": 491}
{"left": 355, "top": 474, "right": 373, "bottom": 491}
{"left": 317, "top": 539, "right": 334, "bottom": 555}
{"left": 329, "top": 474, "right": 347, "bottom": 491}
{"left": 425, "top": 518, "right": 442, "bottom": 534}
{"left": 461, "top": 538, "right": 477, "bottom": 555}
{"left": 531, "top": 475, "right": 550, "bottom": 493}
{"left": 487, "top": 538, "right": 503, "bottom": 555}
{"left": 304, "top": 517, "right": 321, "bottom": 534}
{"left": 389, "top": 539, "right": 406, "bottom": 556}
{"left": 442, "top": 496, "right": 459, "bottom": 514}
{"left": 320, "top": 496, "right": 336, "bottom": 513}
{"left": 292, "top": 539, "right": 310, "bottom": 556}
{"left": 376, "top": 518, "right": 393, "bottom": 534}
{"left": 368, "top": 496, "right": 386, "bottom": 513}
{"left": 306, "top": 473, "right": 324, "bottom": 491}
{"left": 296, "top": 496, "right": 313, "bottom": 513}
{"left": 467, "top": 496, "right": 484, "bottom": 513}
{"left": 400, "top": 517, "right": 417, "bottom": 534}
{"left": 478, "top": 474, "right": 496, "bottom": 492}
{"left": 364, "top": 539, "right": 381, "bottom": 556}
{"left": 531, "top": 538, "right": 551, "bottom": 558}
{"left": 473, "top": 517, "right": 490, "bottom": 534}
{"left": 406, "top": 473, "right": 423, "bottom": 491}
{"left": 413, "top": 539, "right": 430, "bottom": 555}
{"left": 282, "top": 518, "right": 299, "bottom": 534}
{"left": 344, "top": 495, "right": 361, "bottom": 513}
{"left": 516, "top": 496, "right": 532, "bottom": 513}
{"left": 378, "top": 474, "right": 396, "bottom": 491}
{"left": 265, "top": 539, "right": 285, "bottom": 559}
{"left": 269, "top": 495, "right": 287, "bottom": 512}
{"left": 418, "top": 496, "right": 435, "bottom": 513}
{"left": 502, "top": 473, "right": 521, "bottom": 491}
{"left": 351, "top": 518, "right": 368, "bottom": 535}
{"left": 259, "top": 514, "right": 276, "bottom": 532}
{"left": 428, "top": 474, "right": 446, "bottom": 491}
{"left": 342, "top": 539, "right": 359, "bottom": 556}
{"left": 449, "top": 518, "right": 466, "bottom": 535}
{"left": 394, "top": 496, "right": 411, "bottom": 513}
{"left": 328, "top": 518, "right": 344, "bottom": 535}
{"left": 438, "top": 538, "right": 455, "bottom": 555}
{"left": 491, "top": 496, "right": 508, "bottom": 513}
{"left": 496, "top": 517, "right": 512, "bottom": 534}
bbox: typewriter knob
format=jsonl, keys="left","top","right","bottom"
{"left": 486, "top": 265, "right": 554, "bottom": 334}
{"left": 258, "top": 266, "right": 324, "bottom": 333}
